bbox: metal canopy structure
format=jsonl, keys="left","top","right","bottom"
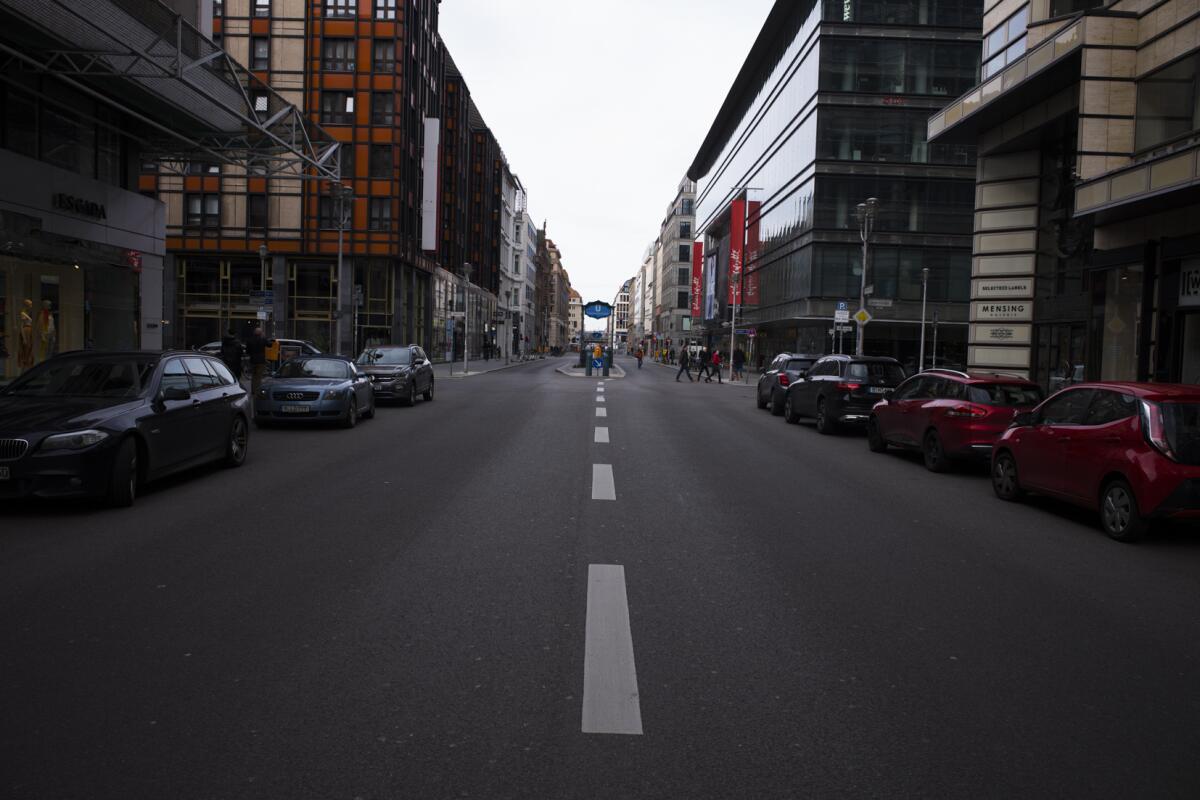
{"left": 0, "top": 0, "right": 342, "bottom": 182}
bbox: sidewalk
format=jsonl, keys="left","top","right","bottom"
{"left": 433, "top": 356, "right": 544, "bottom": 379}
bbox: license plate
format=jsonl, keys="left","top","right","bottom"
{"left": 280, "top": 404, "right": 309, "bottom": 414}
{"left": 869, "top": 386, "right": 888, "bottom": 394}
{"left": 0, "top": 466, "right": 8, "bottom": 480}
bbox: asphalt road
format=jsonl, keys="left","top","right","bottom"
{"left": 3, "top": 356, "right": 1200, "bottom": 799}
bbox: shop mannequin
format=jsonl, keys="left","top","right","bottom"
{"left": 17, "top": 298, "right": 33, "bottom": 370}
{"left": 38, "top": 299, "right": 56, "bottom": 361}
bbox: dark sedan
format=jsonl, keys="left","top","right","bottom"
{"left": 253, "top": 356, "right": 374, "bottom": 427}
{"left": 355, "top": 345, "right": 434, "bottom": 406}
{"left": 0, "top": 351, "right": 250, "bottom": 506}
{"left": 757, "top": 352, "right": 822, "bottom": 415}
{"left": 783, "top": 355, "right": 907, "bottom": 434}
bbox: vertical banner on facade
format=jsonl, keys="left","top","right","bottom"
{"left": 690, "top": 241, "right": 703, "bottom": 318}
{"left": 744, "top": 200, "right": 761, "bottom": 306}
{"left": 728, "top": 198, "right": 746, "bottom": 305}
{"left": 420, "top": 117, "right": 440, "bottom": 252}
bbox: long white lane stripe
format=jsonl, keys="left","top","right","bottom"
{"left": 594, "top": 427, "right": 609, "bottom": 443}
{"left": 591, "top": 464, "right": 616, "bottom": 500}
{"left": 582, "top": 564, "right": 643, "bottom": 735}
{"left": 595, "top": 407, "right": 607, "bottom": 418}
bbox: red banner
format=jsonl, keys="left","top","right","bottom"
{"left": 743, "top": 200, "right": 760, "bottom": 306}
{"left": 690, "top": 241, "right": 703, "bottom": 318}
{"left": 728, "top": 198, "right": 745, "bottom": 305}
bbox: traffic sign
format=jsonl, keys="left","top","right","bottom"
{"left": 735, "top": 328, "right": 753, "bottom": 335}
{"left": 854, "top": 308, "right": 872, "bottom": 325}
{"left": 249, "top": 290, "right": 274, "bottom": 304}
{"left": 834, "top": 308, "right": 850, "bottom": 323}
{"left": 836, "top": 301, "right": 849, "bottom": 311}
{"left": 592, "top": 358, "right": 604, "bottom": 370}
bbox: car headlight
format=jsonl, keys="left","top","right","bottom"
{"left": 40, "top": 429, "right": 109, "bottom": 451}
{"left": 257, "top": 387, "right": 269, "bottom": 397}
{"left": 324, "top": 387, "right": 348, "bottom": 399}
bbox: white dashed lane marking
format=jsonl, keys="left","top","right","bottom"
{"left": 594, "top": 427, "right": 609, "bottom": 443}
{"left": 582, "top": 564, "right": 642, "bottom": 735}
{"left": 597, "top": 396, "right": 605, "bottom": 403}
{"left": 595, "top": 407, "right": 607, "bottom": 417}
{"left": 591, "top": 464, "right": 616, "bottom": 500}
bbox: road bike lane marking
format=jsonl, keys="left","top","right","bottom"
{"left": 582, "top": 564, "right": 643, "bottom": 735}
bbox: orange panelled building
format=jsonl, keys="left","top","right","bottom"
{"left": 144, "top": 0, "right": 442, "bottom": 354}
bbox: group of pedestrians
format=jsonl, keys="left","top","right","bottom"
{"left": 218, "top": 327, "right": 274, "bottom": 395}
{"left": 676, "top": 348, "right": 724, "bottom": 383}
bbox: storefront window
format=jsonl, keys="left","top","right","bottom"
{"left": 1092, "top": 266, "right": 1141, "bottom": 382}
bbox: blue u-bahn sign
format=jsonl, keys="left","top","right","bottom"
{"left": 584, "top": 301, "right": 613, "bottom": 320}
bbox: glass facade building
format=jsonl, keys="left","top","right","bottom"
{"left": 689, "top": 0, "right": 981, "bottom": 369}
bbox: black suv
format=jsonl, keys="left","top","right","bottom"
{"left": 783, "top": 355, "right": 906, "bottom": 434}
{"left": 757, "top": 353, "right": 822, "bottom": 415}
{"left": 355, "top": 344, "right": 434, "bottom": 405}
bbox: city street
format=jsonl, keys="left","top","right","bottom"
{"left": 4, "top": 357, "right": 1200, "bottom": 799}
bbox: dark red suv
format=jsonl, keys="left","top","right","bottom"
{"left": 991, "top": 382, "right": 1200, "bottom": 541}
{"left": 867, "top": 369, "right": 1043, "bottom": 471}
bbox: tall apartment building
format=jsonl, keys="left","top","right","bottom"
{"left": 927, "top": 0, "right": 1200, "bottom": 387}
{"left": 568, "top": 288, "right": 583, "bottom": 348}
{"left": 608, "top": 279, "right": 632, "bottom": 349}
{"left": 647, "top": 177, "right": 697, "bottom": 350}
{"left": 688, "top": 0, "right": 981, "bottom": 369}
{"left": 150, "top": 0, "right": 444, "bottom": 356}
{"left": 514, "top": 196, "right": 537, "bottom": 355}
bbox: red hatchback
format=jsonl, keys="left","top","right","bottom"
{"left": 867, "top": 369, "right": 1043, "bottom": 472}
{"left": 991, "top": 382, "right": 1200, "bottom": 541}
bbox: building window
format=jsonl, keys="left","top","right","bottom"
{"left": 679, "top": 220, "right": 691, "bottom": 238}
{"left": 323, "top": 39, "right": 355, "bottom": 72}
{"left": 324, "top": 0, "right": 356, "bottom": 16}
{"left": 338, "top": 144, "right": 355, "bottom": 179}
{"left": 678, "top": 267, "right": 689, "bottom": 286}
{"left": 1136, "top": 53, "right": 1200, "bottom": 150}
{"left": 187, "top": 161, "right": 220, "bottom": 174}
{"left": 677, "top": 244, "right": 690, "bottom": 262}
{"left": 214, "top": 0, "right": 222, "bottom": 16}
{"left": 819, "top": 38, "right": 979, "bottom": 97}
{"left": 318, "top": 196, "right": 338, "bottom": 229}
{"left": 247, "top": 193, "right": 268, "bottom": 230}
{"left": 369, "top": 198, "right": 391, "bottom": 230}
{"left": 371, "top": 92, "right": 394, "bottom": 125}
{"left": 369, "top": 144, "right": 392, "bottom": 178}
{"left": 1048, "top": 0, "right": 1106, "bottom": 16}
{"left": 250, "top": 37, "right": 269, "bottom": 71}
{"left": 981, "top": 6, "right": 1028, "bottom": 80}
{"left": 372, "top": 40, "right": 395, "bottom": 72}
{"left": 185, "top": 194, "right": 220, "bottom": 228}
{"left": 253, "top": 0, "right": 271, "bottom": 17}
{"left": 321, "top": 91, "right": 355, "bottom": 124}
{"left": 681, "top": 198, "right": 694, "bottom": 216}
{"left": 677, "top": 291, "right": 689, "bottom": 310}
{"left": 374, "top": 0, "right": 396, "bottom": 19}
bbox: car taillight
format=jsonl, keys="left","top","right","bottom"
{"left": 1140, "top": 399, "right": 1178, "bottom": 461}
{"left": 836, "top": 382, "right": 862, "bottom": 392}
{"left": 779, "top": 374, "right": 790, "bottom": 387}
{"left": 945, "top": 403, "right": 989, "bottom": 418}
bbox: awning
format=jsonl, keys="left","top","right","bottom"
{"left": 0, "top": 0, "right": 341, "bottom": 181}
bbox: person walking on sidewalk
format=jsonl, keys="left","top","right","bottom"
{"left": 635, "top": 347, "right": 644, "bottom": 369}
{"left": 675, "top": 349, "right": 693, "bottom": 382}
{"left": 694, "top": 348, "right": 709, "bottom": 382}
{"left": 706, "top": 350, "right": 723, "bottom": 384}
{"left": 219, "top": 329, "right": 244, "bottom": 383}
{"left": 732, "top": 347, "right": 746, "bottom": 382}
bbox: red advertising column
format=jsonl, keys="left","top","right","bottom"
{"left": 691, "top": 241, "right": 703, "bottom": 318}
{"left": 744, "top": 200, "right": 761, "bottom": 306}
{"left": 728, "top": 198, "right": 746, "bottom": 305}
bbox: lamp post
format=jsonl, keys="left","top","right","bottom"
{"left": 462, "top": 263, "right": 472, "bottom": 376}
{"left": 504, "top": 288, "right": 511, "bottom": 364}
{"left": 331, "top": 182, "right": 353, "bottom": 355}
{"left": 918, "top": 266, "right": 930, "bottom": 372}
{"left": 854, "top": 197, "right": 879, "bottom": 356}
{"left": 258, "top": 244, "right": 271, "bottom": 338}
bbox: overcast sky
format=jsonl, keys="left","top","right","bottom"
{"left": 439, "top": 0, "right": 774, "bottom": 324}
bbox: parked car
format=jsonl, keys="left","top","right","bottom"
{"left": 757, "top": 352, "right": 822, "bottom": 415}
{"left": 0, "top": 350, "right": 250, "bottom": 506}
{"left": 253, "top": 355, "right": 374, "bottom": 428}
{"left": 867, "top": 369, "right": 1044, "bottom": 471}
{"left": 783, "top": 355, "right": 906, "bottom": 433}
{"left": 355, "top": 345, "right": 435, "bottom": 406}
{"left": 991, "top": 382, "right": 1200, "bottom": 541}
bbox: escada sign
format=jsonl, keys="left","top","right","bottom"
{"left": 51, "top": 192, "right": 107, "bottom": 220}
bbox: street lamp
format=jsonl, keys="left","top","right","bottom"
{"left": 504, "top": 288, "right": 511, "bottom": 364}
{"left": 257, "top": 244, "right": 271, "bottom": 338}
{"left": 919, "top": 266, "right": 930, "bottom": 372}
{"left": 331, "top": 181, "right": 353, "bottom": 355}
{"left": 854, "top": 197, "right": 879, "bottom": 356}
{"left": 462, "top": 262, "right": 472, "bottom": 376}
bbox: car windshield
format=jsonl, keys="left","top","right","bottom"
{"left": 846, "top": 362, "right": 905, "bottom": 384}
{"left": 1, "top": 357, "right": 157, "bottom": 398}
{"left": 357, "top": 348, "right": 411, "bottom": 366}
{"left": 275, "top": 359, "right": 349, "bottom": 379}
{"left": 785, "top": 359, "right": 814, "bottom": 373}
{"left": 1161, "top": 402, "right": 1200, "bottom": 465}
{"left": 967, "top": 383, "right": 1044, "bottom": 407}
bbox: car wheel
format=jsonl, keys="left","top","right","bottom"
{"left": 1100, "top": 479, "right": 1149, "bottom": 543}
{"left": 225, "top": 416, "right": 248, "bottom": 467}
{"left": 423, "top": 379, "right": 434, "bottom": 402}
{"left": 770, "top": 390, "right": 785, "bottom": 416}
{"left": 341, "top": 397, "right": 358, "bottom": 429}
{"left": 992, "top": 451, "right": 1023, "bottom": 501}
{"left": 923, "top": 429, "right": 949, "bottom": 473}
{"left": 363, "top": 394, "right": 376, "bottom": 419}
{"left": 867, "top": 417, "right": 888, "bottom": 452}
{"left": 106, "top": 438, "right": 138, "bottom": 508}
{"left": 784, "top": 394, "right": 800, "bottom": 424}
{"left": 756, "top": 387, "right": 768, "bottom": 409}
{"left": 815, "top": 398, "right": 836, "bottom": 435}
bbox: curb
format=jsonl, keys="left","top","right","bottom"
{"left": 555, "top": 363, "right": 626, "bottom": 379}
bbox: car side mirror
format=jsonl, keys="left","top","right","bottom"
{"left": 1012, "top": 411, "right": 1035, "bottom": 427}
{"left": 160, "top": 386, "right": 191, "bottom": 403}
